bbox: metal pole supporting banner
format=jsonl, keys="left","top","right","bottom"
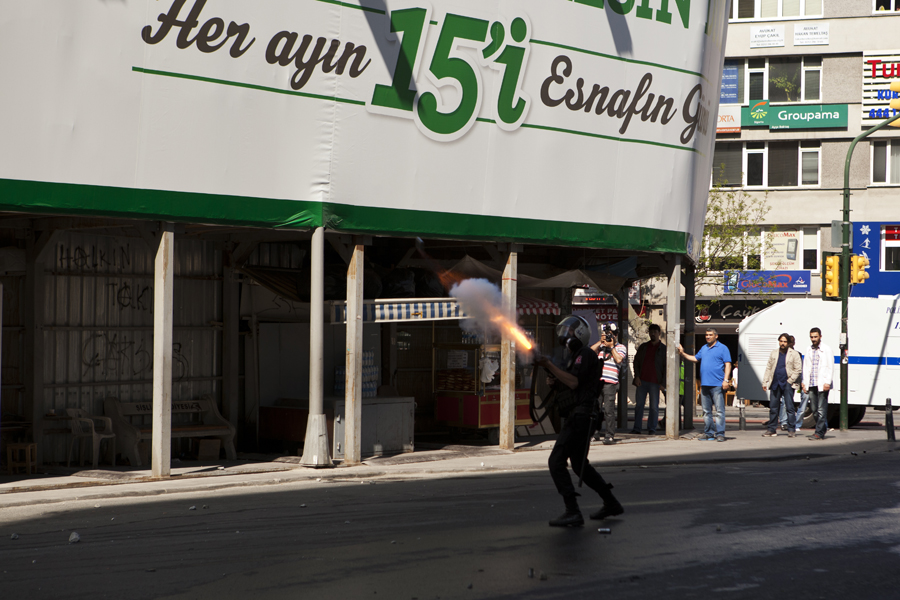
{"left": 301, "top": 227, "right": 332, "bottom": 467}
{"left": 343, "top": 241, "right": 365, "bottom": 465}
{"left": 665, "top": 254, "right": 682, "bottom": 440}
{"left": 151, "top": 224, "right": 174, "bottom": 478}
{"left": 682, "top": 261, "right": 695, "bottom": 430}
{"left": 499, "top": 251, "right": 517, "bottom": 450}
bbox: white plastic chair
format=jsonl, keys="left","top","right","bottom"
{"left": 66, "top": 408, "right": 116, "bottom": 469}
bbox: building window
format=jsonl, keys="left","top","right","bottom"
{"left": 803, "top": 227, "right": 820, "bottom": 271}
{"left": 713, "top": 141, "right": 820, "bottom": 188}
{"left": 875, "top": 0, "right": 900, "bottom": 13}
{"left": 872, "top": 140, "right": 900, "bottom": 184}
{"left": 712, "top": 142, "right": 742, "bottom": 186}
{"left": 883, "top": 226, "right": 900, "bottom": 271}
{"left": 731, "top": 0, "right": 822, "bottom": 19}
{"left": 723, "top": 57, "right": 820, "bottom": 105}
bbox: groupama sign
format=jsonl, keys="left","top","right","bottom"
{"left": 741, "top": 101, "right": 848, "bottom": 130}
{"left": 0, "top": 0, "right": 730, "bottom": 254}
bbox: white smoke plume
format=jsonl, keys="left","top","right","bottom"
{"left": 449, "top": 278, "right": 534, "bottom": 361}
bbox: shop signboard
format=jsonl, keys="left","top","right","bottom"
{"left": 862, "top": 51, "right": 900, "bottom": 127}
{"left": 762, "top": 230, "right": 803, "bottom": 270}
{"left": 0, "top": 0, "right": 730, "bottom": 255}
{"left": 741, "top": 101, "right": 847, "bottom": 129}
{"left": 750, "top": 25, "right": 784, "bottom": 49}
{"left": 720, "top": 60, "right": 741, "bottom": 104}
{"left": 793, "top": 23, "right": 829, "bottom": 46}
{"left": 724, "top": 271, "right": 811, "bottom": 295}
{"left": 717, "top": 105, "right": 741, "bottom": 133}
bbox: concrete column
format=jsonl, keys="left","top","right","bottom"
{"left": 499, "top": 251, "right": 517, "bottom": 450}
{"left": 343, "top": 241, "right": 365, "bottom": 464}
{"left": 222, "top": 245, "right": 240, "bottom": 430}
{"left": 665, "top": 254, "right": 682, "bottom": 440}
{"left": 151, "top": 224, "right": 175, "bottom": 478}
{"left": 301, "top": 227, "right": 332, "bottom": 467}
{"left": 682, "top": 262, "right": 696, "bottom": 429}
{"left": 24, "top": 236, "right": 45, "bottom": 465}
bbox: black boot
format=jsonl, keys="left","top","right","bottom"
{"left": 590, "top": 501, "right": 624, "bottom": 520}
{"left": 549, "top": 496, "right": 584, "bottom": 527}
{"left": 590, "top": 483, "right": 624, "bottom": 520}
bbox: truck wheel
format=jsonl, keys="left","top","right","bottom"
{"left": 825, "top": 405, "right": 866, "bottom": 428}
{"left": 848, "top": 406, "right": 866, "bottom": 428}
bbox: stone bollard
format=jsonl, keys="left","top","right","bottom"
{"left": 739, "top": 405, "right": 747, "bottom": 431}
{"left": 887, "top": 399, "right": 896, "bottom": 442}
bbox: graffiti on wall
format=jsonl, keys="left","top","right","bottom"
{"left": 81, "top": 333, "right": 189, "bottom": 381}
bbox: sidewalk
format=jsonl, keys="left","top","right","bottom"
{"left": 0, "top": 408, "right": 895, "bottom": 508}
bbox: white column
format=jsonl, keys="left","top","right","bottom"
{"left": 343, "top": 242, "right": 364, "bottom": 465}
{"left": 665, "top": 254, "right": 682, "bottom": 440}
{"left": 301, "top": 227, "right": 332, "bottom": 467}
{"left": 499, "top": 252, "right": 517, "bottom": 450}
{"left": 151, "top": 225, "right": 174, "bottom": 478}
{"left": 222, "top": 248, "right": 240, "bottom": 428}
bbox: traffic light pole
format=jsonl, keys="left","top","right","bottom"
{"left": 840, "top": 112, "right": 900, "bottom": 430}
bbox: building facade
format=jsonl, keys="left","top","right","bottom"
{"left": 713, "top": 0, "right": 900, "bottom": 301}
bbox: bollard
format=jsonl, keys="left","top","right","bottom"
{"left": 887, "top": 399, "right": 896, "bottom": 442}
{"left": 739, "top": 405, "right": 746, "bottom": 431}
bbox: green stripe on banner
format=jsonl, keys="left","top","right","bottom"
{"left": 321, "top": 203, "right": 687, "bottom": 253}
{"left": 0, "top": 179, "right": 323, "bottom": 228}
{"left": 0, "top": 179, "right": 687, "bottom": 253}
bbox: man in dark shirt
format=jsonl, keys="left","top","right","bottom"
{"left": 535, "top": 316, "right": 624, "bottom": 527}
{"left": 631, "top": 324, "right": 666, "bottom": 434}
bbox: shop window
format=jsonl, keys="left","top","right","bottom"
{"left": 803, "top": 227, "right": 819, "bottom": 271}
{"left": 884, "top": 226, "right": 900, "bottom": 271}
{"left": 731, "top": 0, "right": 822, "bottom": 19}
{"left": 723, "top": 57, "right": 820, "bottom": 105}
{"left": 721, "top": 141, "right": 820, "bottom": 188}
{"left": 872, "top": 140, "right": 900, "bottom": 184}
{"left": 712, "top": 142, "right": 742, "bottom": 187}
{"left": 746, "top": 142, "right": 765, "bottom": 187}
{"left": 875, "top": 0, "right": 900, "bottom": 12}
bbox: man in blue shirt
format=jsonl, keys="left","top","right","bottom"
{"left": 678, "top": 328, "right": 732, "bottom": 442}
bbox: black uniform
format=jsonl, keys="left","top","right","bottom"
{"left": 547, "top": 346, "right": 622, "bottom": 525}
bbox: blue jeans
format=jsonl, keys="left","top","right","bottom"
{"left": 808, "top": 387, "right": 829, "bottom": 438}
{"left": 700, "top": 385, "right": 726, "bottom": 437}
{"left": 767, "top": 386, "right": 795, "bottom": 432}
{"left": 633, "top": 382, "right": 660, "bottom": 433}
{"left": 782, "top": 389, "right": 809, "bottom": 429}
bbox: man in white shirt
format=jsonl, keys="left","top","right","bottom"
{"left": 801, "top": 327, "right": 833, "bottom": 440}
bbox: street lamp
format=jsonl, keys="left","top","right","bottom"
{"left": 839, "top": 84, "right": 900, "bottom": 430}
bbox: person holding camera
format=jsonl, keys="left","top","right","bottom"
{"left": 591, "top": 322, "right": 627, "bottom": 445}
{"left": 534, "top": 315, "right": 624, "bottom": 527}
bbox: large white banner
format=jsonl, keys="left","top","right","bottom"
{"left": 0, "top": 0, "right": 730, "bottom": 255}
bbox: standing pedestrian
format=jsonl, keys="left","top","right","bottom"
{"left": 536, "top": 315, "right": 623, "bottom": 527}
{"left": 802, "top": 327, "right": 833, "bottom": 440}
{"left": 631, "top": 324, "right": 665, "bottom": 435}
{"left": 761, "top": 333, "right": 802, "bottom": 438}
{"left": 678, "top": 328, "right": 732, "bottom": 442}
{"left": 591, "top": 323, "right": 627, "bottom": 445}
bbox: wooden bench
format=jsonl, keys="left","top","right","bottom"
{"left": 104, "top": 396, "right": 236, "bottom": 467}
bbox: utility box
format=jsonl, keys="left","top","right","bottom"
{"left": 332, "top": 396, "right": 415, "bottom": 460}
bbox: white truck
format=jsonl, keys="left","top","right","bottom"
{"left": 736, "top": 295, "right": 900, "bottom": 428}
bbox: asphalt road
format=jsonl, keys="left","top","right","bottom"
{"left": 2, "top": 448, "right": 900, "bottom": 600}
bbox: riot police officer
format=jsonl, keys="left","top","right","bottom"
{"left": 535, "top": 315, "right": 624, "bottom": 527}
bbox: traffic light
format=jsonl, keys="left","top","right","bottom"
{"left": 823, "top": 252, "right": 840, "bottom": 299}
{"left": 891, "top": 80, "right": 900, "bottom": 127}
{"left": 850, "top": 254, "right": 870, "bottom": 284}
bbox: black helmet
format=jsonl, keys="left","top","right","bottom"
{"left": 556, "top": 315, "right": 591, "bottom": 352}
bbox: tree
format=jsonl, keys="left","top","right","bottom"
{"left": 694, "top": 175, "right": 774, "bottom": 306}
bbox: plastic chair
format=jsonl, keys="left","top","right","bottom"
{"left": 66, "top": 408, "right": 116, "bottom": 469}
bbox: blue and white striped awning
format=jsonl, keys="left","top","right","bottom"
{"left": 328, "top": 296, "right": 559, "bottom": 323}
{"left": 329, "top": 298, "right": 468, "bottom": 323}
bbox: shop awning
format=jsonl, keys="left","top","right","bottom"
{"left": 328, "top": 296, "right": 559, "bottom": 323}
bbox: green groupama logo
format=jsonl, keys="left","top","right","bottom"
{"left": 367, "top": 8, "right": 531, "bottom": 142}
{"left": 750, "top": 101, "right": 768, "bottom": 120}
